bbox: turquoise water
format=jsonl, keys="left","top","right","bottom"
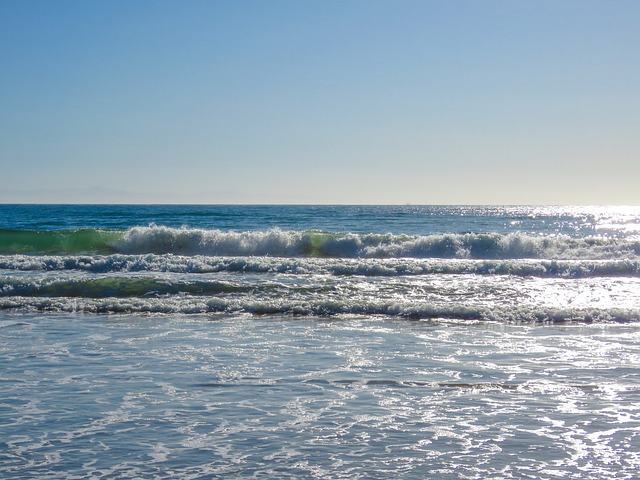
{"left": 1, "top": 205, "right": 640, "bottom": 478}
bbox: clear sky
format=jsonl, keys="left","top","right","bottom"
{"left": 1, "top": 0, "right": 638, "bottom": 204}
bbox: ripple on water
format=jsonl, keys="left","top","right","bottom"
{"left": 1, "top": 314, "right": 639, "bottom": 479}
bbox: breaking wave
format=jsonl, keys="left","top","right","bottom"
{"left": 1, "top": 294, "right": 637, "bottom": 323}
{"left": 1, "top": 226, "right": 639, "bottom": 260}
{"left": 1, "top": 254, "right": 639, "bottom": 278}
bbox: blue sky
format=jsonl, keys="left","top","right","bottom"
{"left": 1, "top": 0, "right": 638, "bottom": 204}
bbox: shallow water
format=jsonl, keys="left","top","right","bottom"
{"left": 2, "top": 313, "right": 639, "bottom": 479}
{"left": 1, "top": 205, "right": 640, "bottom": 478}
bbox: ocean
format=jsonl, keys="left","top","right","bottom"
{"left": 1, "top": 204, "right": 639, "bottom": 479}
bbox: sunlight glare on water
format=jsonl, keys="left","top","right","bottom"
{"left": 1, "top": 205, "right": 640, "bottom": 479}
{"left": 2, "top": 314, "right": 640, "bottom": 479}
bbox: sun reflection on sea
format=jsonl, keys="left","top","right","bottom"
{"left": 590, "top": 206, "right": 640, "bottom": 236}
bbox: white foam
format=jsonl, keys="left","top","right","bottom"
{"left": 1, "top": 254, "right": 639, "bottom": 278}
{"left": 1, "top": 295, "right": 638, "bottom": 323}
{"left": 106, "top": 226, "right": 640, "bottom": 260}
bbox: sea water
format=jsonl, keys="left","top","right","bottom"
{"left": 1, "top": 205, "right": 639, "bottom": 479}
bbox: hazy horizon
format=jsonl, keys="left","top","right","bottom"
{"left": 2, "top": 187, "right": 640, "bottom": 207}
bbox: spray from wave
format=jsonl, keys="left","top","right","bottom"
{"left": 1, "top": 225, "right": 639, "bottom": 260}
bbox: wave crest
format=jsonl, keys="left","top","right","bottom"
{"left": 1, "top": 295, "right": 637, "bottom": 323}
{"left": 1, "top": 254, "right": 640, "bottom": 278}
{"left": 2, "top": 226, "right": 639, "bottom": 260}
{"left": 115, "top": 226, "right": 640, "bottom": 260}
